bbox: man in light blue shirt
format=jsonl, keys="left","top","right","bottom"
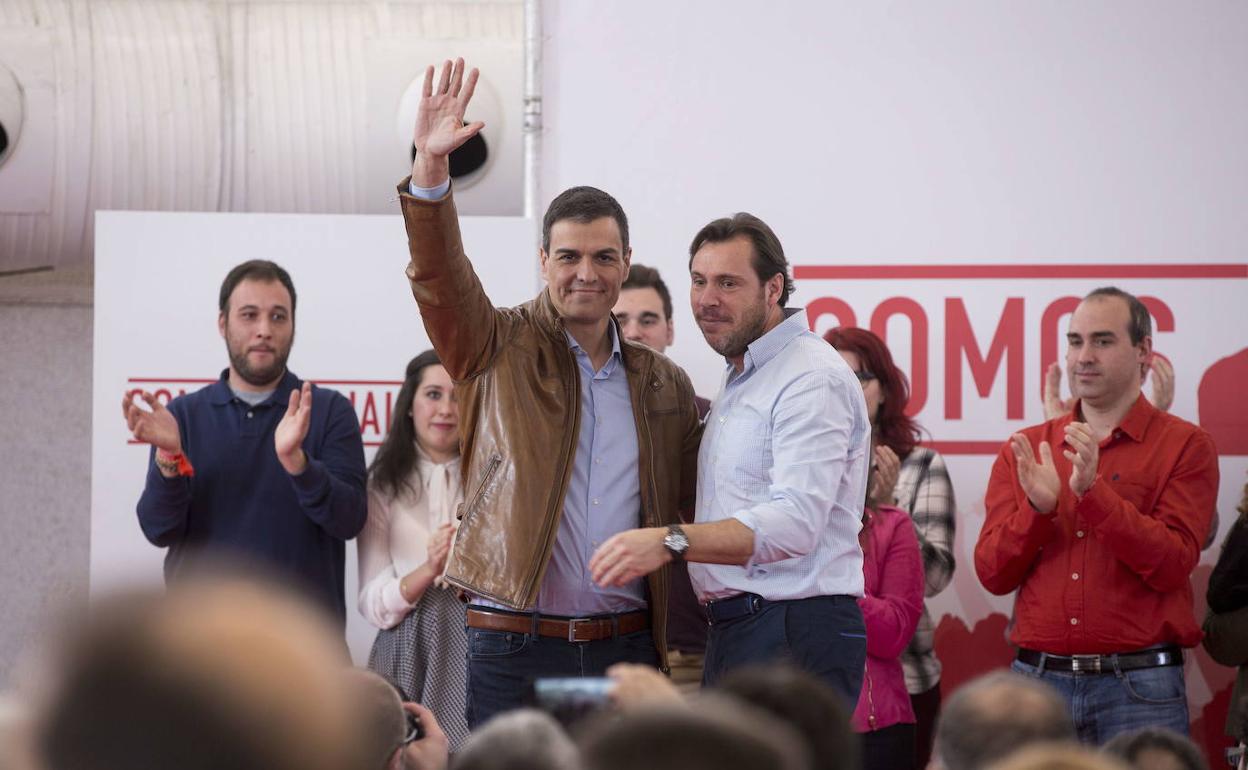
{"left": 591, "top": 213, "right": 870, "bottom": 706}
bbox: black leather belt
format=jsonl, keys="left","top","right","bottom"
{"left": 1016, "top": 646, "right": 1183, "bottom": 674}
{"left": 705, "top": 593, "right": 770, "bottom": 624}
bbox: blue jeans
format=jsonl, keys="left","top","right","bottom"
{"left": 465, "top": 620, "right": 659, "bottom": 728}
{"left": 1011, "top": 658, "right": 1189, "bottom": 744}
{"left": 702, "top": 594, "right": 866, "bottom": 711}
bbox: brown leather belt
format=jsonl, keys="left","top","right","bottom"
{"left": 466, "top": 607, "right": 649, "bottom": 643}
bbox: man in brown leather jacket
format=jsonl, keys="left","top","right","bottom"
{"left": 398, "top": 58, "right": 702, "bottom": 727}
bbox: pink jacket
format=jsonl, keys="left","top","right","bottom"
{"left": 852, "top": 505, "right": 924, "bottom": 733}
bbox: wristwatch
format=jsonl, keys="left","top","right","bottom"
{"left": 662, "top": 524, "right": 690, "bottom": 561}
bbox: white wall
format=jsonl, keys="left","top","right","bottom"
{"left": 540, "top": 0, "right": 1248, "bottom": 400}
{"left": 540, "top": 0, "right": 1248, "bottom": 736}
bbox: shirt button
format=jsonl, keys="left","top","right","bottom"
{"left": 1070, "top": 617, "right": 1079, "bottom": 626}
{"left": 719, "top": 416, "right": 726, "bottom": 423}
{"left": 1076, "top": 530, "right": 1085, "bottom": 538}
{"left": 1071, "top": 572, "right": 1080, "bottom": 580}
{"left": 247, "top": 411, "right": 254, "bottom": 419}
{"left": 592, "top": 498, "right": 599, "bottom": 506}
{"left": 594, "top": 457, "right": 602, "bottom": 465}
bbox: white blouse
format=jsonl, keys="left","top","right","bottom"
{"left": 357, "top": 449, "right": 463, "bottom": 629}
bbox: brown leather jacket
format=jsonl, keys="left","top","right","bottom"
{"left": 399, "top": 183, "right": 703, "bottom": 661}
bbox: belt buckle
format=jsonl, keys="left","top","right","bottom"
{"left": 1070, "top": 654, "right": 1101, "bottom": 673}
{"left": 567, "top": 617, "right": 591, "bottom": 643}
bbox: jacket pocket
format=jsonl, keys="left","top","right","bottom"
{"left": 460, "top": 453, "right": 504, "bottom": 524}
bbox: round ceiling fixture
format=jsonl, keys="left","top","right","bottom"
{"left": 0, "top": 61, "right": 22, "bottom": 169}
{"left": 396, "top": 73, "right": 502, "bottom": 191}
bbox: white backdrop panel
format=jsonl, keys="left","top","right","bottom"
{"left": 92, "top": 209, "right": 537, "bottom": 662}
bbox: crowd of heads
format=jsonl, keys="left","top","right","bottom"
{"left": 3, "top": 571, "right": 1234, "bottom": 770}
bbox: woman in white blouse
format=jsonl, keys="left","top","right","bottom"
{"left": 358, "top": 350, "right": 468, "bottom": 750}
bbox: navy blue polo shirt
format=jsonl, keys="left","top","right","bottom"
{"left": 136, "top": 369, "right": 367, "bottom": 625}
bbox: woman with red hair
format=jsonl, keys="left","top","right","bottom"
{"left": 823, "top": 326, "right": 956, "bottom": 770}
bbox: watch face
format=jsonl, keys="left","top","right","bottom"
{"left": 664, "top": 531, "right": 689, "bottom": 553}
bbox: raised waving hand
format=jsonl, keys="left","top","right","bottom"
{"left": 410, "top": 57, "right": 485, "bottom": 188}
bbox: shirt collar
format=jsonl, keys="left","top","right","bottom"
{"left": 1114, "top": 393, "right": 1154, "bottom": 442}
{"left": 735, "top": 308, "right": 807, "bottom": 373}
{"left": 414, "top": 441, "right": 461, "bottom": 473}
{"left": 208, "top": 368, "right": 300, "bottom": 406}
{"left": 564, "top": 320, "right": 623, "bottom": 362}
{"left": 1068, "top": 392, "right": 1153, "bottom": 443}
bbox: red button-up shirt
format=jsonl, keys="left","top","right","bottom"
{"left": 976, "top": 394, "right": 1219, "bottom": 653}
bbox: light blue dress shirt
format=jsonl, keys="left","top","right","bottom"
{"left": 408, "top": 178, "right": 644, "bottom": 616}
{"left": 689, "top": 308, "right": 869, "bottom": 602}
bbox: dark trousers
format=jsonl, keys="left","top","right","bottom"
{"left": 910, "top": 683, "right": 941, "bottom": 769}
{"left": 465, "top": 620, "right": 659, "bottom": 728}
{"left": 702, "top": 594, "right": 866, "bottom": 711}
{"left": 862, "top": 723, "right": 916, "bottom": 770}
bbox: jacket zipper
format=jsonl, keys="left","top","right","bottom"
{"left": 520, "top": 339, "right": 581, "bottom": 607}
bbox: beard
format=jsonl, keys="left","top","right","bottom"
{"left": 226, "top": 332, "right": 291, "bottom": 388}
{"left": 699, "top": 294, "right": 768, "bottom": 360}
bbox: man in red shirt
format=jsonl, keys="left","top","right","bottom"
{"left": 976, "top": 286, "right": 1219, "bottom": 744}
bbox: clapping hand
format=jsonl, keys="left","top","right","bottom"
{"left": 426, "top": 523, "right": 456, "bottom": 575}
{"left": 1043, "top": 362, "right": 1077, "bottom": 420}
{"left": 122, "top": 391, "right": 183, "bottom": 454}
{"left": 1147, "top": 355, "right": 1174, "bottom": 412}
{"left": 275, "top": 382, "right": 312, "bottom": 475}
{"left": 1063, "top": 422, "right": 1099, "bottom": 497}
{"left": 868, "top": 444, "right": 900, "bottom": 508}
{"left": 1010, "top": 433, "right": 1060, "bottom": 514}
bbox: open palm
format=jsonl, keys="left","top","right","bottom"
{"left": 413, "top": 58, "right": 484, "bottom": 161}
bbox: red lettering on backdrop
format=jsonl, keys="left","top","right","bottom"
{"left": 944, "top": 298, "right": 1025, "bottom": 420}
{"left": 1139, "top": 296, "right": 1176, "bottom": 335}
{"left": 359, "top": 392, "right": 380, "bottom": 437}
{"left": 870, "top": 297, "right": 929, "bottom": 416}
{"left": 806, "top": 297, "right": 857, "bottom": 331}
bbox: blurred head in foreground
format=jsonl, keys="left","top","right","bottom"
{"left": 27, "top": 574, "right": 354, "bottom": 770}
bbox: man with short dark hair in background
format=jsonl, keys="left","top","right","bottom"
{"left": 976, "top": 286, "right": 1218, "bottom": 743}
{"left": 929, "top": 671, "right": 1076, "bottom": 770}
{"left": 591, "top": 212, "right": 870, "bottom": 706}
{"left": 123, "top": 260, "right": 367, "bottom": 625}
{"left": 399, "top": 58, "right": 702, "bottom": 726}
{"left": 613, "top": 262, "right": 710, "bottom": 689}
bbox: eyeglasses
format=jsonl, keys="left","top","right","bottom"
{"left": 854, "top": 369, "right": 877, "bottom": 385}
